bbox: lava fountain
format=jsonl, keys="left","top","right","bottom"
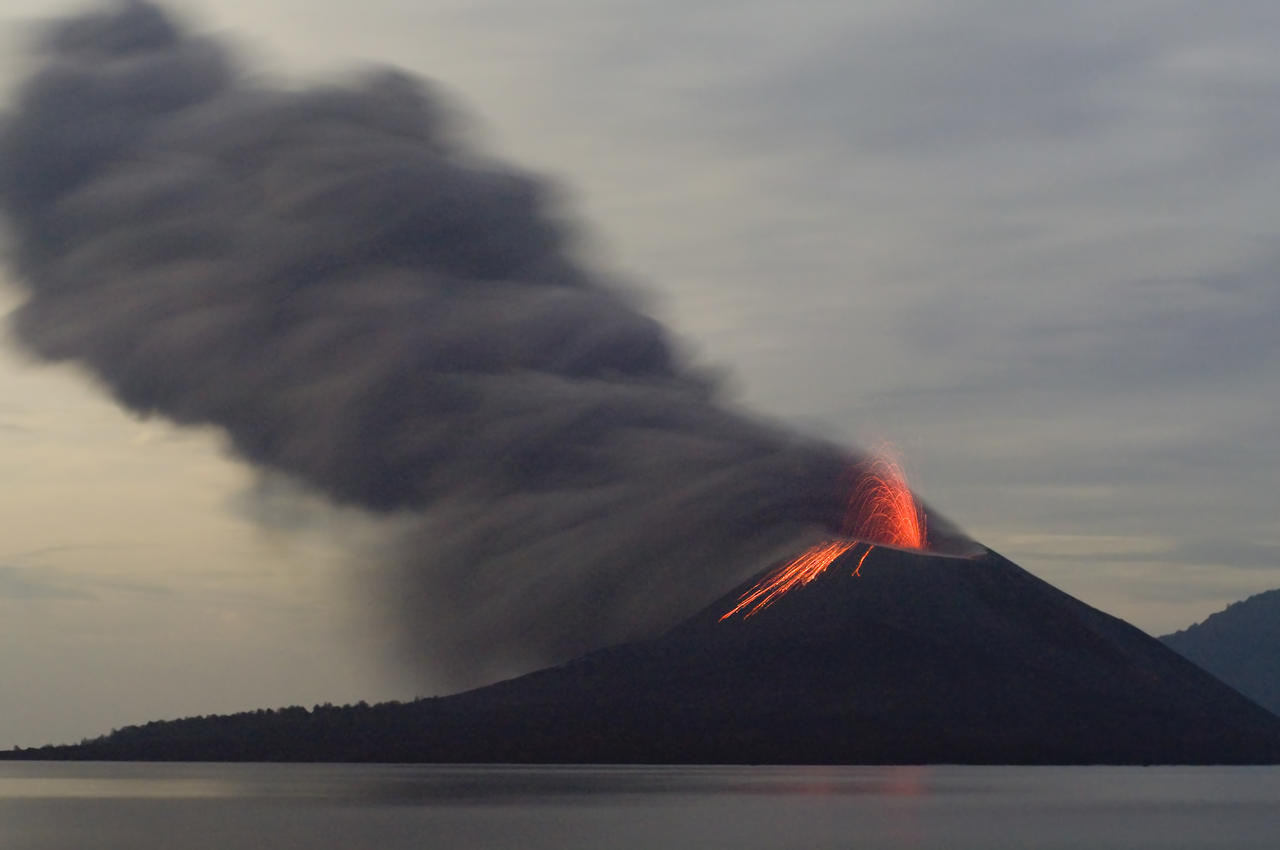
{"left": 721, "top": 447, "right": 927, "bottom": 620}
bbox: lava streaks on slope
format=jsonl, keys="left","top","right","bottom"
{"left": 721, "top": 447, "right": 927, "bottom": 620}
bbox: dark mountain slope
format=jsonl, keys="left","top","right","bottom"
{"left": 9, "top": 547, "right": 1280, "bottom": 764}
{"left": 1162, "top": 588, "right": 1280, "bottom": 717}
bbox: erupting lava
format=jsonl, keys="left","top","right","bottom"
{"left": 721, "top": 447, "right": 927, "bottom": 620}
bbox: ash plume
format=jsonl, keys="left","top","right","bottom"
{"left": 0, "top": 3, "right": 953, "bottom": 687}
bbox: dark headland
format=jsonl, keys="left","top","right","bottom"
{"left": 1162, "top": 587, "right": 1280, "bottom": 718}
{"left": 7, "top": 546, "right": 1280, "bottom": 764}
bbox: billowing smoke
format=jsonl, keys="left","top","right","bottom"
{"left": 0, "top": 3, "right": 946, "bottom": 688}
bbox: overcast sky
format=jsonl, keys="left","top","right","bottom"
{"left": 2, "top": 0, "right": 1279, "bottom": 747}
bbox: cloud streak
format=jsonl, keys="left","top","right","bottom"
{"left": 0, "top": 565, "right": 91, "bottom": 600}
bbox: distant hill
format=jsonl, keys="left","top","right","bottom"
{"left": 1161, "top": 589, "right": 1280, "bottom": 718}
{"left": 7, "top": 547, "right": 1280, "bottom": 764}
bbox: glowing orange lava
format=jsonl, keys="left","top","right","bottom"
{"left": 841, "top": 451, "right": 928, "bottom": 550}
{"left": 721, "top": 446, "right": 926, "bottom": 621}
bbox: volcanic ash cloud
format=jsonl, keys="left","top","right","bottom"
{"left": 0, "top": 2, "right": 886, "bottom": 686}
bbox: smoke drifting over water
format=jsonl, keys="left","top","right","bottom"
{"left": 0, "top": 3, "right": 956, "bottom": 686}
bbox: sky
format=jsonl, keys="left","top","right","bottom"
{"left": 1, "top": 0, "right": 1278, "bottom": 747}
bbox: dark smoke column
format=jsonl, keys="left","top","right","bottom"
{"left": 0, "top": 2, "right": 858, "bottom": 687}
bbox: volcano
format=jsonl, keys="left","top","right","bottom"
{"left": 19, "top": 545, "right": 1280, "bottom": 764}
{"left": 410, "top": 545, "right": 1280, "bottom": 764}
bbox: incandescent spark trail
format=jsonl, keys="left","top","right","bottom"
{"left": 721, "top": 446, "right": 926, "bottom": 620}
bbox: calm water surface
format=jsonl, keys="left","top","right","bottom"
{"left": 1, "top": 762, "right": 1277, "bottom": 849}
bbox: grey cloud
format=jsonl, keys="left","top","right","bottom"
{"left": 698, "top": 0, "right": 1280, "bottom": 161}
{"left": 731, "top": 6, "right": 1140, "bottom": 153}
{"left": 955, "top": 263, "right": 1280, "bottom": 394}
{"left": 1029, "top": 539, "right": 1280, "bottom": 572}
{"left": 1159, "top": 540, "right": 1280, "bottom": 572}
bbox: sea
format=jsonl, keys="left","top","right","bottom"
{"left": 1, "top": 762, "right": 1277, "bottom": 849}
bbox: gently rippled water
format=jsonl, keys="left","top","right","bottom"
{"left": 1, "top": 762, "right": 1277, "bottom": 849}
